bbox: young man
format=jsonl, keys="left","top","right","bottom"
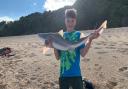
{"left": 48, "top": 8, "right": 100, "bottom": 89}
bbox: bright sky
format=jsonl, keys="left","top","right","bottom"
{"left": 0, "top": 0, "right": 76, "bottom": 22}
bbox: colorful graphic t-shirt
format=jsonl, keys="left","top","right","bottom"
{"left": 58, "top": 30, "right": 85, "bottom": 77}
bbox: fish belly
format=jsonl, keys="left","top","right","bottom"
{"left": 52, "top": 42, "right": 69, "bottom": 51}
{"left": 70, "top": 38, "right": 89, "bottom": 49}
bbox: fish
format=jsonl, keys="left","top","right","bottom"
{"left": 38, "top": 30, "right": 89, "bottom": 51}
{"left": 38, "top": 20, "right": 107, "bottom": 51}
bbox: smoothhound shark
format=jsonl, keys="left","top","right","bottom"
{"left": 38, "top": 20, "right": 107, "bottom": 51}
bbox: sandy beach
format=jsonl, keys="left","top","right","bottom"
{"left": 0, "top": 27, "right": 128, "bottom": 89}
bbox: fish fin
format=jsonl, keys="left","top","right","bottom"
{"left": 98, "top": 20, "right": 107, "bottom": 30}
{"left": 80, "top": 32, "right": 86, "bottom": 38}
{"left": 58, "top": 29, "right": 64, "bottom": 37}
{"left": 102, "top": 20, "right": 107, "bottom": 29}
{"left": 97, "top": 20, "right": 107, "bottom": 35}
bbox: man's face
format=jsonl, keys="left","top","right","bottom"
{"left": 65, "top": 18, "right": 76, "bottom": 30}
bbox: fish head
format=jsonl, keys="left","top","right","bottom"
{"left": 38, "top": 33, "right": 55, "bottom": 45}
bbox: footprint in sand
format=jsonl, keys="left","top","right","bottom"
{"left": 122, "top": 70, "right": 128, "bottom": 77}
{"left": 94, "top": 47, "right": 102, "bottom": 49}
{"left": 0, "top": 84, "right": 7, "bottom": 89}
{"left": 112, "top": 56, "right": 118, "bottom": 59}
{"left": 43, "top": 81, "right": 59, "bottom": 89}
{"left": 0, "top": 73, "right": 4, "bottom": 78}
{"left": 105, "top": 46, "right": 116, "bottom": 49}
{"left": 125, "top": 43, "right": 128, "bottom": 46}
{"left": 117, "top": 48, "right": 128, "bottom": 55}
{"left": 19, "top": 78, "right": 30, "bottom": 87}
{"left": 30, "top": 76, "right": 37, "bottom": 80}
{"left": 45, "top": 54, "right": 52, "bottom": 56}
{"left": 96, "top": 41, "right": 107, "bottom": 46}
{"left": 106, "top": 80, "right": 118, "bottom": 89}
{"left": 98, "top": 57, "right": 102, "bottom": 60}
{"left": 109, "top": 44, "right": 116, "bottom": 47}
{"left": 118, "top": 66, "right": 128, "bottom": 78}
{"left": 82, "top": 58, "right": 90, "bottom": 62}
{"left": 94, "top": 64, "right": 102, "bottom": 71}
{"left": 97, "top": 51, "right": 108, "bottom": 54}
{"left": 0, "top": 73, "right": 2, "bottom": 76}
{"left": 118, "top": 66, "right": 128, "bottom": 72}
{"left": 97, "top": 66, "right": 102, "bottom": 71}
{"left": 122, "top": 42, "right": 128, "bottom": 46}
{"left": 98, "top": 72, "right": 105, "bottom": 79}
{"left": 28, "top": 53, "right": 37, "bottom": 57}
{"left": 94, "top": 64, "right": 99, "bottom": 67}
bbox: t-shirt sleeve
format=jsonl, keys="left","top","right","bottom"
{"left": 78, "top": 44, "right": 85, "bottom": 49}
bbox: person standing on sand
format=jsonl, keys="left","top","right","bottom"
{"left": 47, "top": 8, "right": 100, "bottom": 89}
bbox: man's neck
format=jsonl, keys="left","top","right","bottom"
{"left": 67, "top": 28, "right": 74, "bottom": 32}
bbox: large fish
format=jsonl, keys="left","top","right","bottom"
{"left": 38, "top": 31, "right": 89, "bottom": 51}
{"left": 38, "top": 20, "right": 107, "bottom": 51}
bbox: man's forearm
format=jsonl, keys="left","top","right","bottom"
{"left": 80, "top": 39, "right": 92, "bottom": 57}
{"left": 54, "top": 49, "right": 60, "bottom": 60}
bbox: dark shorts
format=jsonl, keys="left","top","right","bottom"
{"left": 59, "top": 76, "right": 83, "bottom": 89}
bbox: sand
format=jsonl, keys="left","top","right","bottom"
{"left": 0, "top": 27, "right": 128, "bottom": 89}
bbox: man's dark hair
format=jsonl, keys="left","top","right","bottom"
{"left": 65, "top": 8, "right": 77, "bottom": 18}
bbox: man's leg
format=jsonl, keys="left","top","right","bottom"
{"left": 59, "top": 77, "right": 70, "bottom": 89}
{"left": 70, "top": 76, "right": 83, "bottom": 89}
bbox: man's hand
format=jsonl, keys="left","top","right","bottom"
{"left": 45, "top": 39, "right": 53, "bottom": 48}
{"left": 89, "top": 20, "right": 107, "bottom": 41}
{"left": 81, "top": 31, "right": 100, "bottom": 57}
{"left": 54, "top": 48, "right": 60, "bottom": 60}
{"left": 89, "top": 30, "right": 100, "bottom": 41}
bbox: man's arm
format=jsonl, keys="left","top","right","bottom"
{"left": 80, "top": 31, "right": 100, "bottom": 57}
{"left": 44, "top": 39, "right": 60, "bottom": 60}
{"left": 54, "top": 49, "right": 60, "bottom": 60}
{"left": 80, "top": 39, "right": 92, "bottom": 57}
